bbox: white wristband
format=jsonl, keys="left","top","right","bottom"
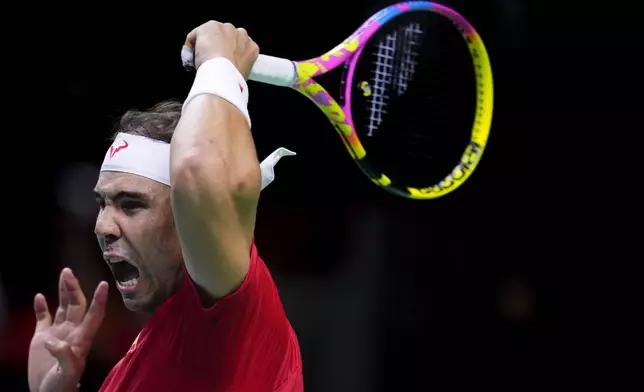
{"left": 182, "top": 57, "right": 251, "bottom": 128}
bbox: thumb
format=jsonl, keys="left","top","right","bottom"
{"left": 44, "top": 337, "right": 82, "bottom": 378}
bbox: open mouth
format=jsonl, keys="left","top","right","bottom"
{"left": 109, "top": 260, "right": 141, "bottom": 288}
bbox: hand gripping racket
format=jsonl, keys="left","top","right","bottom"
{"left": 186, "top": 1, "right": 493, "bottom": 200}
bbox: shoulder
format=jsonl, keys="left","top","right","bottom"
{"left": 152, "top": 241, "right": 287, "bottom": 327}
{"left": 144, "top": 242, "right": 303, "bottom": 390}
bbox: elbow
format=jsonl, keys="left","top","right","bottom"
{"left": 171, "top": 152, "right": 262, "bottom": 200}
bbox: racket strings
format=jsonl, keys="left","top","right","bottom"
{"left": 351, "top": 13, "right": 475, "bottom": 187}
{"left": 366, "top": 23, "right": 423, "bottom": 137}
{"left": 366, "top": 37, "right": 394, "bottom": 136}
{"left": 394, "top": 23, "right": 423, "bottom": 96}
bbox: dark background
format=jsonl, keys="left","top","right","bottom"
{"left": 0, "top": 0, "right": 631, "bottom": 391}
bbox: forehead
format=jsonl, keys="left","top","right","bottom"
{"left": 94, "top": 171, "right": 167, "bottom": 197}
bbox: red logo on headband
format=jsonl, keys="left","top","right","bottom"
{"left": 239, "top": 83, "right": 244, "bottom": 93}
{"left": 109, "top": 140, "right": 129, "bottom": 158}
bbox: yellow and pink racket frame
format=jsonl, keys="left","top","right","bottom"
{"left": 186, "top": 1, "right": 494, "bottom": 199}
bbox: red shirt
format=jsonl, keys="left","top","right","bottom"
{"left": 99, "top": 243, "right": 303, "bottom": 392}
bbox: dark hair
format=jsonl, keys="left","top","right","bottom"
{"left": 111, "top": 100, "right": 183, "bottom": 143}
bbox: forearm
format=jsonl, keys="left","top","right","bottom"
{"left": 171, "top": 94, "right": 260, "bottom": 195}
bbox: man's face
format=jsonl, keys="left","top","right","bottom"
{"left": 94, "top": 171, "right": 183, "bottom": 313}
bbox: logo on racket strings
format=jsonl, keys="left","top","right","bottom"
{"left": 360, "top": 81, "right": 372, "bottom": 97}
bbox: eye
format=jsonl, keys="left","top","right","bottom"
{"left": 121, "top": 200, "right": 144, "bottom": 212}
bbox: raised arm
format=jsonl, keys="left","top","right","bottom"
{"left": 170, "top": 21, "right": 261, "bottom": 299}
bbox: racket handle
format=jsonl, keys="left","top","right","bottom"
{"left": 249, "top": 54, "right": 297, "bottom": 87}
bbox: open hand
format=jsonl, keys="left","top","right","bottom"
{"left": 28, "top": 268, "right": 108, "bottom": 392}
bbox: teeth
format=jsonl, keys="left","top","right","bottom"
{"left": 108, "top": 258, "right": 125, "bottom": 264}
{"left": 118, "top": 278, "right": 138, "bottom": 287}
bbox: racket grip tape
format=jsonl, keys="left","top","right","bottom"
{"left": 249, "top": 55, "right": 297, "bottom": 87}
{"left": 182, "top": 40, "right": 296, "bottom": 87}
{"left": 182, "top": 42, "right": 296, "bottom": 87}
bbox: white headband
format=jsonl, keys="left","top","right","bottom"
{"left": 100, "top": 132, "right": 295, "bottom": 190}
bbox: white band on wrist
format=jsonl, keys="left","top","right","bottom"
{"left": 182, "top": 57, "right": 251, "bottom": 127}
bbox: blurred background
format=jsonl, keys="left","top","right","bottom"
{"left": 0, "top": 0, "right": 630, "bottom": 391}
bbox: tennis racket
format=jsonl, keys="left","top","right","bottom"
{"left": 188, "top": 1, "right": 494, "bottom": 200}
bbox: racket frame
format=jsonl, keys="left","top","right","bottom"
{"left": 249, "top": 1, "right": 494, "bottom": 200}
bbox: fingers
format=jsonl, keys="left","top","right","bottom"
{"left": 63, "top": 269, "right": 87, "bottom": 324}
{"left": 53, "top": 269, "right": 69, "bottom": 325}
{"left": 44, "top": 336, "right": 83, "bottom": 381}
{"left": 237, "top": 27, "right": 259, "bottom": 78}
{"left": 185, "top": 21, "right": 225, "bottom": 48}
{"left": 54, "top": 268, "right": 87, "bottom": 325}
{"left": 185, "top": 26, "right": 198, "bottom": 48}
{"left": 184, "top": 20, "right": 257, "bottom": 74}
{"left": 79, "top": 281, "right": 109, "bottom": 347}
{"left": 185, "top": 21, "right": 246, "bottom": 48}
{"left": 236, "top": 27, "right": 249, "bottom": 47}
{"left": 34, "top": 293, "right": 52, "bottom": 332}
{"left": 235, "top": 27, "right": 249, "bottom": 63}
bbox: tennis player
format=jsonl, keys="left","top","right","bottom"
{"left": 27, "top": 21, "right": 303, "bottom": 392}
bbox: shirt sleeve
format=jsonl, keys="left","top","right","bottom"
{"left": 164, "top": 240, "right": 301, "bottom": 391}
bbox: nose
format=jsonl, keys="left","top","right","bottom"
{"left": 94, "top": 208, "right": 121, "bottom": 240}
